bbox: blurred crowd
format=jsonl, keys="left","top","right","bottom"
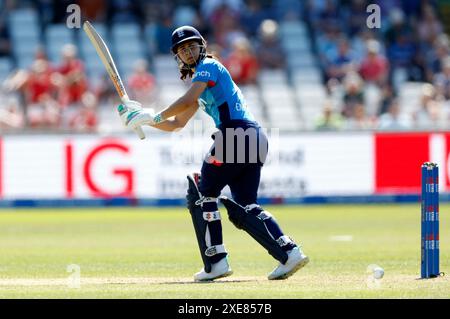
{"left": 309, "top": 0, "right": 450, "bottom": 131}
{"left": 0, "top": 0, "right": 449, "bottom": 133}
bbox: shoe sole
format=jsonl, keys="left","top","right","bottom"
{"left": 195, "top": 270, "right": 233, "bottom": 282}
{"left": 269, "top": 256, "right": 309, "bottom": 280}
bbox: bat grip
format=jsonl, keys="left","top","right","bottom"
{"left": 122, "top": 96, "right": 146, "bottom": 140}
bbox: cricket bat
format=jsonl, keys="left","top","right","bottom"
{"left": 83, "top": 21, "right": 145, "bottom": 139}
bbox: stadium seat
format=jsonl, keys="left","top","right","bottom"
{"left": 0, "top": 57, "right": 13, "bottom": 81}
{"left": 258, "top": 69, "right": 289, "bottom": 88}
{"left": 241, "top": 85, "right": 267, "bottom": 125}
{"left": 144, "top": 23, "right": 158, "bottom": 55}
{"left": 84, "top": 56, "right": 107, "bottom": 78}
{"left": 117, "top": 52, "right": 146, "bottom": 78}
{"left": 261, "top": 85, "right": 301, "bottom": 131}
{"left": 192, "top": 111, "right": 216, "bottom": 132}
{"left": 153, "top": 55, "right": 180, "bottom": 84}
{"left": 364, "top": 84, "right": 382, "bottom": 117}
{"left": 279, "top": 20, "right": 308, "bottom": 38}
{"left": 16, "top": 55, "right": 35, "bottom": 69}
{"left": 111, "top": 23, "right": 140, "bottom": 39}
{"left": 8, "top": 9, "right": 39, "bottom": 31}
{"left": 392, "top": 67, "right": 408, "bottom": 90}
{"left": 295, "top": 84, "right": 328, "bottom": 127}
{"left": 292, "top": 68, "right": 323, "bottom": 86}
{"left": 47, "top": 40, "right": 77, "bottom": 64}
{"left": 399, "top": 82, "right": 424, "bottom": 112}
{"left": 46, "top": 24, "right": 74, "bottom": 42}
{"left": 159, "top": 84, "right": 188, "bottom": 106}
{"left": 281, "top": 36, "right": 311, "bottom": 53}
{"left": 287, "top": 52, "right": 317, "bottom": 69}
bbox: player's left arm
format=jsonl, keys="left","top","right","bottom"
{"left": 151, "top": 102, "right": 199, "bottom": 132}
{"left": 158, "top": 82, "right": 207, "bottom": 120}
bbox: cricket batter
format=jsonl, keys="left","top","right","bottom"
{"left": 118, "top": 26, "right": 309, "bottom": 281}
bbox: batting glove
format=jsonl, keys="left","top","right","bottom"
{"left": 117, "top": 100, "right": 142, "bottom": 126}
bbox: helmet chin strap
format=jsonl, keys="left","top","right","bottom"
{"left": 175, "top": 43, "right": 206, "bottom": 72}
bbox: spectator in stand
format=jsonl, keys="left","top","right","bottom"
{"left": 434, "top": 57, "right": 450, "bottom": 100}
{"left": 412, "top": 83, "right": 444, "bottom": 128}
{"left": 241, "top": 0, "right": 270, "bottom": 38}
{"left": 96, "top": 72, "right": 119, "bottom": 105}
{"left": 0, "top": 95, "right": 24, "bottom": 130}
{"left": 209, "top": 2, "right": 245, "bottom": 55}
{"left": 255, "top": 20, "right": 285, "bottom": 70}
{"left": 201, "top": 0, "right": 245, "bottom": 22}
{"left": 273, "top": 0, "right": 304, "bottom": 21}
{"left": 173, "top": 5, "right": 197, "bottom": 27}
{"left": 0, "top": 16, "right": 11, "bottom": 57}
{"left": 417, "top": 4, "right": 443, "bottom": 46}
{"left": 127, "top": 59, "right": 157, "bottom": 107}
{"left": 359, "top": 39, "right": 389, "bottom": 86}
{"left": 384, "top": 8, "right": 418, "bottom": 83}
{"left": 377, "top": 83, "right": 396, "bottom": 115}
{"left": 326, "top": 38, "right": 357, "bottom": 83}
{"left": 77, "top": 0, "right": 107, "bottom": 22}
{"left": 68, "top": 92, "right": 98, "bottom": 133}
{"left": 425, "top": 34, "right": 449, "bottom": 81}
{"left": 350, "top": 29, "right": 379, "bottom": 64}
{"left": 6, "top": 58, "right": 60, "bottom": 128}
{"left": 384, "top": 8, "right": 411, "bottom": 48}
{"left": 343, "top": 102, "right": 374, "bottom": 130}
{"left": 155, "top": 14, "right": 175, "bottom": 54}
{"left": 207, "top": 43, "right": 224, "bottom": 61}
{"left": 224, "top": 37, "right": 259, "bottom": 85}
{"left": 345, "top": 0, "right": 369, "bottom": 37}
{"left": 314, "top": 0, "right": 341, "bottom": 33}
{"left": 315, "top": 101, "right": 343, "bottom": 131}
{"left": 377, "top": 98, "right": 412, "bottom": 130}
{"left": 316, "top": 24, "right": 343, "bottom": 82}
{"left": 386, "top": 27, "right": 416, "bottom": 72}
{"left": 107, "top": 0, "right": 143, "bottom": 24}
{"left": 53, "top": 44, "right": 89, "bottom": 130}
{"left": 341, "top": 72, "right": 364, "bottom": 118}
{"left": 55, "top": 44, "right": 88, "bottom": 108}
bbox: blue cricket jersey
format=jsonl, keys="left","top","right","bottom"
{"left": 192, "top": 57, "right": 257, "bottom": 129}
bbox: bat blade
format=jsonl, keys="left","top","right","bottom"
{"left": 83, "top": 21, "right": 145, "bottom": 139}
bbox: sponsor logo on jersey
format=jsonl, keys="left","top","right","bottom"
{"left": 195, "top": 70, "right": 211, "bottom": 78}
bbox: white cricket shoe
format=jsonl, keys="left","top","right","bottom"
{"left": 194, "top": 257, "right": 233, "bottom": 282}
{"left": 268, "top": 247, "right": 309, "bottom": 280}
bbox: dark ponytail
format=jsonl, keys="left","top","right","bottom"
{"left": 180, "top": 68, "right": 194, "bottom": 81}
{"left": 179, "top": 53, "right": 219, "bottom": 81}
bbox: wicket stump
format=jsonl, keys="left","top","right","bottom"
{"left": 421, "top": 162, "right": 440, "bottom": 278}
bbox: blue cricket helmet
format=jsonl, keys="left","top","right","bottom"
{"left": 171, "top": 26, "right": 205, "bottom": 54}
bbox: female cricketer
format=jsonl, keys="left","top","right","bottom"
{"left": 118, "top": 26, "right": 309, "bottom": 281}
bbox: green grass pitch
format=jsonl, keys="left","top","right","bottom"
{"left": 0, "top": 204, "right": 449, "bottom": 298}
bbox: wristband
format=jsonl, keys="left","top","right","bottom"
{"left": 154, "top": 113, "right": 164, "bottom": 124}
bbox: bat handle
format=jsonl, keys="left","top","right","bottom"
{"left": 135, "top": 126, "right": 146, "bottom": 140}
{"left": 122, "top": 96, "right": 146, "bottom": 140}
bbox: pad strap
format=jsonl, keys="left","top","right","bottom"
{"left": 195, "top": 196, "right": 218, "bottom": 206}
{"left": 276, "top": 235, "right": 294, "bottom": 247}
{"left": 245, "top": 204, "right": 273, "bottom": 220}
{"left": 203, "top": 211, "right": 221, "bottom": 221}
{"left": 205, "top": 244, "right": 227, "bottom": 257}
